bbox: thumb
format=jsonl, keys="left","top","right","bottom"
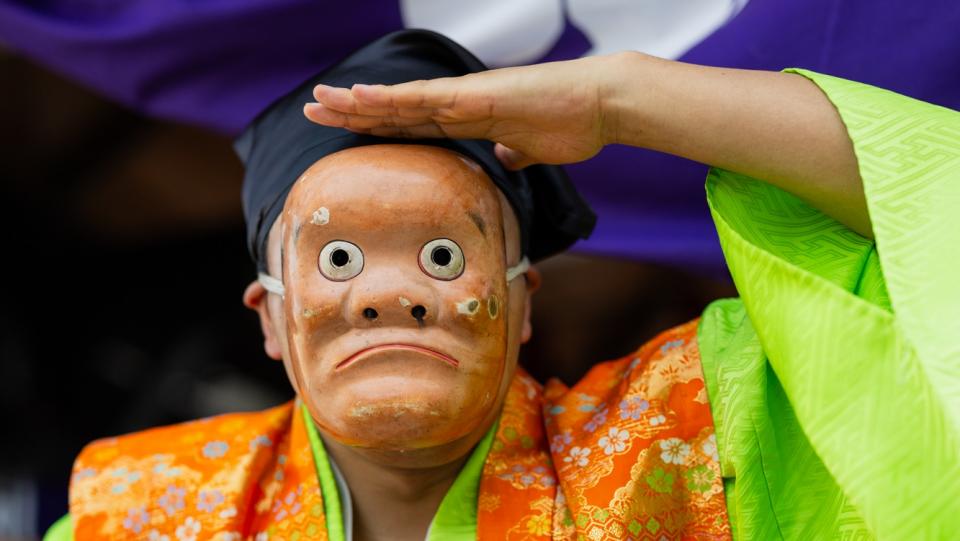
{"left": 494, "top": 143, "right": 535, "bottom": 171}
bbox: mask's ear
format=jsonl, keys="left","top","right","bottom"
{"left": 520, "top": 265, "right": 542, "bottom": 344}
{"left": 243, "top": 280, "right": 284, "bottom": 360}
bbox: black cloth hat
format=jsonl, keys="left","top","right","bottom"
{"left": 236, "top": 29, "right": 596, "bottom": 271}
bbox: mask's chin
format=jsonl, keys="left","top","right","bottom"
{"left": 297, "top": 346, "right": 505, "bottom": 451}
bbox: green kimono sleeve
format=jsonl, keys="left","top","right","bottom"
{"left": 699, "top": 70, "right": 960, "bottom": 540}
{"left": 43, "top": 515, "right": 72, "bottom": 541}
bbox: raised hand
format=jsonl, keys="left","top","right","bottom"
{"left": 304, "top": 56, "right": 619, "bottom": 170}
{"left": 306, "top": 52, "right": 869, "bottom": 236}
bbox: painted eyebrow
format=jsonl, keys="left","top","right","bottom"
{"left": 468, "top": 211, "right": 486, "bottom": 236}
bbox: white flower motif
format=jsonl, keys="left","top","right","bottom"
{"left": 598, "top": 427, "right": 630, "bottom": 455}
{"left": 147, "top": 530, "right": 170, "bottom": 541}
{"left": 219, "top": 506, "right": 238, "bottom": 519}
{"left": 255, "top": 532, "right": 269, "bottom": 541}
{"left": 649, "top": 414, "right": 666, "bottom": 427}
{"left": 702, "top": 434, "right": 719, "bottom": 461}
{"left": 218, "top": 533, "right": 241, "bottom": 541}
{"left": 659, "top": 438, "right": 691, "bottom": 465}
{"left": 175, "top": 517, "right": 201, "bottom": 541}
{"left": 563, "top": 446, "right": 591, "bottom": 467}
{"left": 202, "top": 441, "right": 229, "bottom": 459}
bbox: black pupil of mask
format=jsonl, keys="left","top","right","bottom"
{"left": 431, "top": 246, "right": 452, "bottom": 266}
{"left": 331, "top": 248, "right": 350, "bottom": 267}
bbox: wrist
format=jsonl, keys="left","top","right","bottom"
{"left": 596, "top": 51, "right": 654, "bottom": 146}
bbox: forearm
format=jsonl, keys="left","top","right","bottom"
{"left": 600, "top": 52, "right": 871, "bottom": 237}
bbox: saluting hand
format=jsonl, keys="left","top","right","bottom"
{"left": 304, "top": 56, "right": 620, "bottom": 170}
{"left": 306, "top": 51, "right": 870, "bottom": 236}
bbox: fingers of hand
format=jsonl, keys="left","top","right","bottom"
{"left": 494, "top": 143, "right": 535, "bottom": 170}
{"left": 362, "top": 124, "right": 450, "bottom": 139}
{"left": 352, "top": 79, "right": 458, "bottom": 110}
{"left": 304, "top": 103, "right": 439, "bottom": 130}
{"left": 312, "top": 84, "right": 437, "bottom": 119}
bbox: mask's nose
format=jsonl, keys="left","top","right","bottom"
{"left": 360, "top": 304, "right": 428, "bottom": 325}
{"left": 346, "top": 267, "right": 437, "bottom": 328}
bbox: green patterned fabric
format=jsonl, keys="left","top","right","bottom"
{"left": 699, "top": 69, "right": 960, "bottom": 540}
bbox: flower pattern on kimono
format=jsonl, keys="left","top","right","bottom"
{"left": 546, "top": 405, "right": 566, "bottom": 419}
{"left": 550, "top": 431, "right": 572, "bottom": 453}
{"left": 583, "top": 406, "right": 608, "bottom": 433}
{"left": 645, "top": 468, "right": 675, "bottom": 494}
{"left": 598, "top": 427, "right": 630, "bottom": 455}
{"left": 659, "top": 438, "right": 691, "bottom": 465}
{"left": 564, "top": 446, "right": 591, "bottom": 467}
{"left": 618, "top": 396, "right": 649, "bottom": 420}
{"left": 174, "top": 516, "right": 201, "bottom": 541}
{"left": 684, "top": 464, "right": 715, "bottom": 493}
{"left": 202, "top": 441, "right": 229, "bottom": 459}
{"left": 74, "top": 467, "right": 97, "bottom": 481}
{"left": 702, "top": 434, "right": 719, "bottom": 461}
{"left": 153, "top": 463, "right": 182, "bottom": 478}
{"left": 147, "top": 529, "right": 170, "bottom": 541}
{"left": 110, "top": 467, "right": 142, "bottom": 494}
{"left": 159, "top": 484, "right": 186, "bottom": 516}
{"left": 219, "top": 505, "right": 238, "bottom": 519}
{"left": 526, "top": 514, "right": 551, "bottom": 535}
{"left": 649, "top": 414, "right": 667, "bottom": 427}
{"left": 272, "top": 485, "right": 303, "bottom": 521}
{"left": 122, "top": 505, "right": 148, "bottom": 534}
{"left": 660, "top": 339, "right": 685, "bottom": 354}
{"left": 249, "top": 434, "right": 273, "bottom": 451}
{"left": 197, "top": 489, "right": 224, "bottom": 512}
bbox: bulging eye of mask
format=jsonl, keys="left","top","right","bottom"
{"left": 419, "top": 238, "right": 465, "bottom": 280}
{"left": 257, "top": 256, "right": 528, "bottom": 296}
{"left": 318, "top": 240, "right": 364, "bottom": 281}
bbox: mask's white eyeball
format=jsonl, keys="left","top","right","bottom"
{"left": 419, "top": 238, "right": 465, "bottom": 280}
{"left": 319, "top": 240, "right": 364, "bottom": 281}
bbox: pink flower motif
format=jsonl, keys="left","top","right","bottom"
{"left": 122, "top": 506, "right": 148, "bottom": 534}
{"left": 197, "top": 489, "right": 224, "bottom": 513}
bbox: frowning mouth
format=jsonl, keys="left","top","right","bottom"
{"left": 335, "top": 344, "right": 460, "bottom": 370}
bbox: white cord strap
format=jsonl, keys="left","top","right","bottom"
{"left": 505, "top": 256, "right": 531, "bottom": 282}
{"left": 258, "top": 272, "right": 286, "bottom": 297}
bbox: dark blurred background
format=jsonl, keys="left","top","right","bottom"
{"left": 0, "top": 48, "right": 736, "bottom": 539}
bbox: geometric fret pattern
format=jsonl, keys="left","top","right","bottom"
{"left": 700, "top": 70, "right": 960, "bottom": 540}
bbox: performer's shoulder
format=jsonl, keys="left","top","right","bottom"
{"left": 544, "top": 317, "right": 703, "bottom": 406}
{"left": 72, "top": 400, "right": 295, "bottom": 471}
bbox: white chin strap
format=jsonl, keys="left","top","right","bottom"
{"left": 258, "top": 256, "right": 530, "bottom": 297}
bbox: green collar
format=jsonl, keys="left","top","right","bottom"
{"left": 301, "top": 403, "right": 496, "bottom": 541}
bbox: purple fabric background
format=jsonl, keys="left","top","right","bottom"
{"left": 2, "top": 0, "right": 957, "bottom": 274}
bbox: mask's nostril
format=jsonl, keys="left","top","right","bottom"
{"left": 411, "top": 305, "right": 427, "bottom": 320}
{"left": 363, "top": 307, "right": 379, "bottom": 320}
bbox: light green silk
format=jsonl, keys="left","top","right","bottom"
{"left": 699, "top": 69, "right": 960, "bottom": 539}
{"left": 302, "top": 402, "right": 496, "bottom": 541}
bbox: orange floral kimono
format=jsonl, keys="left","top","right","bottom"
{"left": 68, "top": 320, "right": 729, "bottom": 540}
